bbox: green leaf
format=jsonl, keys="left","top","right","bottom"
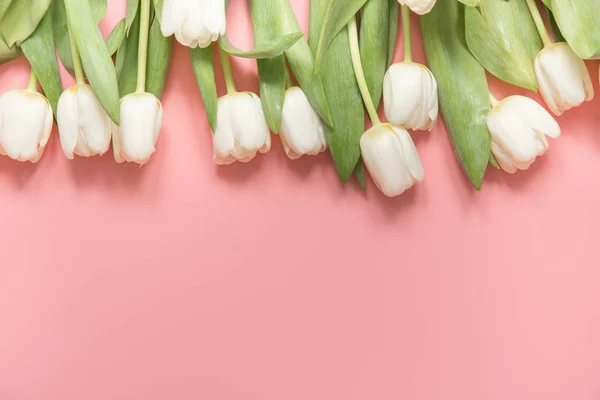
{"left": 126, "top": 0, "right": 140, "bottom": 35}
{"left": 545, "top": 6, "right": 565, "bottom": 43}
{"left": 281, "top": 0, "right": 332, "bottom": 127}
{"left": 90, "top": 0, "right": 107, "bottom": 24}
{"left": 309, "top": 0, "right": 363, "bottom": 182}
{"left": 359, "top": 0, "right": 389, "bottom": 110}
{"left": 190, "top": 46, "right": 218, "bottom": 132}
{"left": 458, "top": 0, "right": 480, "bottom": 6}
{"left": 116, "top": 3, "right": 140, "bottom": 97}
{"left": 422, "top": 1, "right": 491, "bottom": 190}
{"left": 21, "top": 8, "right": 62, "bottom": 117}
{"left": 312, "top": 0, "right": 368, "bottom": 74}
{"left": 354, "top": 159, "right": 367, "bottom": 191}
{"left": 106, "top": 18, "right": 126, "bottom": 56}
{"left": 550, "top": 0, "right": 600, "bottom": 59}
{"left": 465, "top": 0, "right": 541, "bottom": 91}
{"left": 0, "top": 0, "right": 13, "bottom": 22}
{"left": 152, "top": 0, "right": 163, "bottom": 23}
{"left": 250, "top": 0, "right": 286, "bottom": 133}
{"left": 489, "top": 153, "right": 499, "bottom": 169}
{"left": 541, "top": 0, "right": 551, "bottom": 8}
{"left": 218, "top": 32, "right": 303, "bottom": 59}
{"left": 0, "top": 0, "right": 51, "bottom": 46}
{"left": 387, "top": 0, "right": 398, "bottom": 68}
{"left": 146, "top": 14, "right": 172, "bottom": 99}
{"left": 65, "top": 0, "right": 121, "bottom": 124}
{"left": 0, "top": 35, "right": 20, "bottom": 64}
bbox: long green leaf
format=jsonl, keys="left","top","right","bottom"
{"left": 0, "top": 0, "right": 13, "bottom": 22}
{"left": 250, "top": 0, "right": 286, "bottom": 133}
{"left": 465, "top": 0, "right": 541, "bottom": 91}
{"left": 309, "top": 0, "right": 363, "bottom": 182}
{"left": 312, "top": 0, "right": 368, "bottom": 74}
{"left": 545, "top": 6, "right": 565, "bottom": 43}
{"left": 126, "top": 0, "right": 140, "bottom": 35}
{"left": 190, "top": 46, "right": 218, "bottom": 132}
{"left": 353, "top": 159, "right": 367, "bottom": 191}
{"left": 387, "top": 0, "right": 398, "bottom": 67}
{"left": 146, "top": 14, "right": 172, "bottom": 99}
{"left": 65, "top": 0, "right": 120, "bottom": 123}
{"left": 550, "top": 0, "right": 600, "bottom": 59}
{"left": 116, "top": 4, "right": 140, "bottom": 97}
{"left": 152, "top": 0, "right": 163, "bottom": 22}
{"left": 218, "top": 32, "right": 303, "bottom": 59}
{"left": 359, "top": 0, "right": 389, "bottom": 110}
{"left": 90, "top": 0, "right": 107, "bottom": 23}
{"left": 21, "top": 8, "right": 62, "bottom": 117}
{"left": 106, "top": 18, "right": 126, "bottom": 56}
{"left": 0, "top": 0, "right": 51, "bottom": 46}
{"left": 459, "top": 0, "right": 480, "bottom": 5}
{"left": 422, "top": 1, "right": 491, "bottom": 190}
{"left": 0, "top": 35, "right": 20, "bottom": 64}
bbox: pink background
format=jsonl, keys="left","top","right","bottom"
{"left": 1, "top": 1, "right": 600, "bottom": 399}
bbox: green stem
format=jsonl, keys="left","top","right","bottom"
{"left": 525, "top": 0, "right": 552, "bottom": 47}
{"left": 401, "top": 5, "right": 412, "bottom": 62}
{"left": 489, "top": 92, "right": 500, "bottom": 108}
{"left": 348, "top": 16, "right": 381, "bottom": 126}
{"left": 27, "top": 69, "right": 38, "bottom": 92}
{"left": 136, "top": 0, "right": 151, "bottom": 93}
{"left": 69, "top": 28, "right": 85, "bottom": 85}
{"left": 219, "top": 45, "right": 237, "bottom": 94}
{"left": 284, "top": 63, "right": 293, "bottom": 90}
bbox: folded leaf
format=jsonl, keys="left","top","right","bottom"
{"left": 422, "top": 1, "right": 491, "bottom": 190}
{"left": 312, "top": 0, "right": 368, "bottom": 74}
{"left": 550, "top": 0, "right": 600, "bottom": 59}
{"left": 219, "top": 32, "right": 303, "bottom": 59}
{"left": 465, "top": 0, "right": 541, "bottom": 91}
{"left": 106, "top": 18, "right": 126, "bottom": 56}
{"left": 0, "top": 35, "right": 20, "bottom": 64}
{"left": 65, "top": 0, "right": 121, "bottom": 123}
{"left": 190, "top": 46, "right": 218, "bottom": 132}
{"left": 309, "top": 0, "right": 363, "bottom": 182}
{"left": 387, "top": 0, "right": 398, "bottom": 68}
{"left": 0, "top": 0, "right": 51, "bottom": 46}
{"left": 116, "top": 3, "right": 140, "bottom": 96}
{"left": 126, "top": 0, "right": 140, "bottom": 35}
{"left": 21, "top": 8, "right": 62, "bottom": 117}
{"left": 359, "top": 0, "right": 389, "bottom": 110}
{"left": 146, "top": 14, "right": 172, "bottom": 99}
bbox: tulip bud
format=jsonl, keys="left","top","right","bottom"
{"left": 213, "top": 92, "right": 271, "bottom": 165}
{"left": 279, "top": 86, "right": 327, "bottom": 160}
{"left": 487, "top": 95, "right": 560, "bottom": 174}
{"left": 57, "top": 84, "right": 111, "bottom": 159}
{"left": 161, "top": 0, "right": 226, "bottom": 49}
{"left": 112, "top": 92, "right": 163, "bottom": 165}
{"left": 360, "top": 123, "right": 424, "bottom": 197}
{"left": 0, "top": 90, "right": 53, "bottom": 163}
{"left": 534, "top": 42, "right": 594, "bottom": 116}
{"left": 383, "top": 62, "right": 439, "bottom": 131}
{"left": 397, "top": 0, "right": 437, "bottom": 15}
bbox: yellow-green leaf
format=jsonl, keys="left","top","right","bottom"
{"left": 146, "top": 14, "right": 172, "bottom": 99}
{"left": 0, "top": 0, "right": 51, "bottom": 46}
{"left": 106, "top": 18, "right": 126, "bottom": 56}
{"left": 387, "top": 0, "right": 398, "bottom": 67}
{"left": 550, "top": 0, "right": 600, "bottom": 59}
{"left": 359, "top": 0, "right": 389, "bottom": 110}
{"left": 0, "top": 0, "right": 13, "bottom": 22}
{"left": 0, "top": 35, "right": 20, "bottom": 64}
{"left": 218, "top": 32, "right": 303, "bottom": 59}
{"left": 190, "top": 46, "right": 218, "bottom": 132}
{"left": 126, "top": 0, "right": 140, "bottom": 35}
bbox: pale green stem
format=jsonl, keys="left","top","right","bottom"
{"left": 525, "top": 0, "right": 552, "bottom": 47}
{"left": 489, "top": 92, "right": 500, "bottom": 107}
{"left": 219, "top": 45, "right": 237, "bottom": 94}
{"left": 284, "top": 63, "right": 293, "bottom": 90}
{"left": 402, "top": 5, "right": 412, "bottom": 62}
{"left": 69, "top": 28, "right": 85, "bottom": 85}
{"left": 348, "top": 16, "right": 381, "bottom": 126}
{"left": 27, "top": 69, "right": 38, "bottom": 92}
{"left": 136, "top": 0, "right": 151, "bottom": 93}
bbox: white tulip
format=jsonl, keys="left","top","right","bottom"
{"left": 0, "top": 90, "right": 53, "bottom": 163}
{"left": 57, "top": 84, "right": 111, "bottom": 159}
{"left": 161, "top": 0, "right": 226, "bottom": 49}
{"left": 487, "top": 95, "right": 560, "bottom": 174}
{"left": 213, "top": 92, "right": 271, "bottom": 165}
{"left": 397, "top": 0, "right": 437, "bottom": 15}
{"left": 360, "top": 123, "right": 424, "bottom": 197}
{"left": 383, "top": 62, "right": 439, "bottom": 131}
{"left": 534, "top": 42, "right": 594, "bottom": 116}
{"left": 112, "top": 92, "right": 163, "bottom": 165}
{"left": 279, "top": 86, "right": 327, "bottom": 160}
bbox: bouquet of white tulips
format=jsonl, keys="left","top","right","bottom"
{"left": 0, "top": 0, "right": 598, "bottom": 198}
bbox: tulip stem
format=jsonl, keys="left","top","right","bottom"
{"left": 26, "top": 69, "right": 38, "bottom": 92}
{"left": 136, "top": 0, "right": 151, "bottom": 93}
{"left": 69, "top": 29, "right": 85, "bottom": 86}
{"left": 284, "top": 63, "right": 293, "bottom": 90}
{"left": 348, "top": 15, "right": 381, "bottom": 126}
{"left": 401, "top": 5, "right": 412, "bottom": 62}
{"left": 489, "top": 92, "right": 500, "bottom": 108}
{"left": 525, "top": 0, "right": 552, "bottom": 47}
{"left": 219, "top": 45, "right": 237, "bottom": 94}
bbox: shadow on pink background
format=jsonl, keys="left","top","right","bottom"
{"left": 1, "top": 1, "right": 600, "bottom": 399}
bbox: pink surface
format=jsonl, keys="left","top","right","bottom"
{"left": 1, "top": 1, "right": 600, "bottom": 399}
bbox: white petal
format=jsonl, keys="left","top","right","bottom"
{"left": 57, "top": 87, "right": 79, "bottom": 159}
{"left": 161, "top": 0, "right": 187, "bottom": 37}
{"left": 397, "top": 0, "right": 437, "bottom": 15}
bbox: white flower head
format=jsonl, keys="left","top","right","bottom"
{"left": 397, "top": 0, "right": 437, "bottom": 15}
{"left": 161, "top": 0, "right": 226, "bottom": 48}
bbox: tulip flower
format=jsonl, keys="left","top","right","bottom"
{"left": 360, "top": 123, "right": 424, "bottom": 197}
{"left": 0, "top": 72, "right": 53, "bottom": 163}
{"left": 487, "top": 94, "right": 560, "bottom": 174}
{"left": 112, "top": 92, "right": 163, "bottom": 165}
{"left": 383, "top": 62, "right": 439, "bottom": 131}
{"left": 279, "top": 86, "right": 327, "bottom": 160}
{"left": 213, "top": 92, "right": 271, "bottom": 165}
{"left": 397, "top": 0, "right": 437, "bottom": 15}
{"left": 57, "top": 84, "right": 111, "bottom": 159}
{"left": 161, "top": 0, "right": 226, "bottom": 49}
{"left": 534, "top": 42, "right": 594, "bottom": 116}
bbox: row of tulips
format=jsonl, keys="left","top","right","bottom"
{"left": 0, "top": 0, "right": 599, "bottom": 198}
